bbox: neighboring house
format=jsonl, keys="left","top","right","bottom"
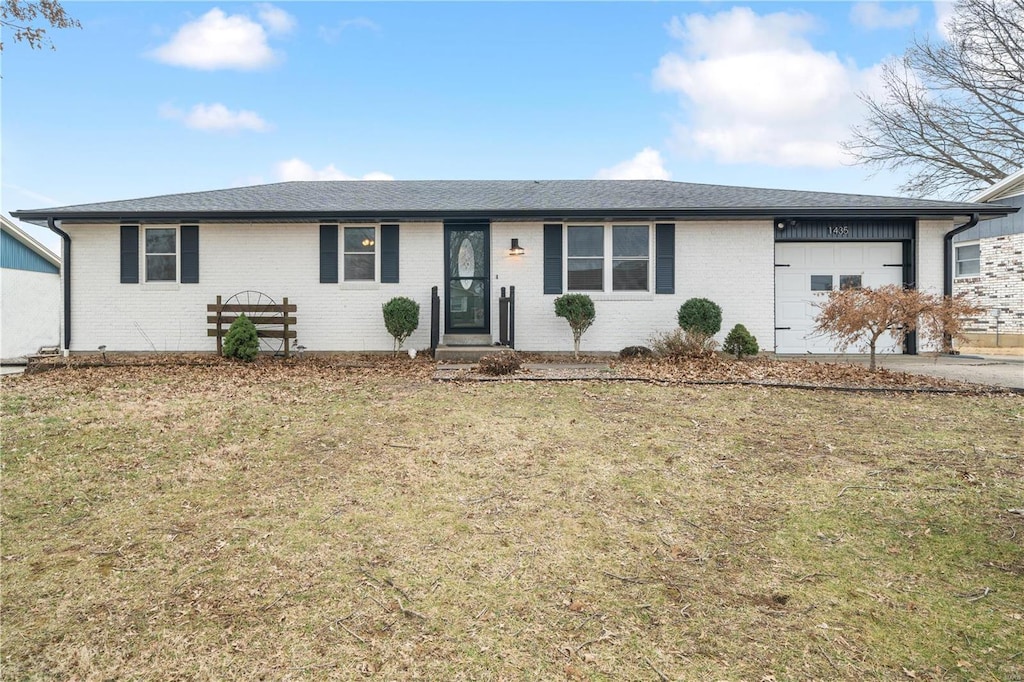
{"left": 1, "top": 215, "right": 61, "bottom": 362}
{"left": 11, "top": 180, "right": 1017, "bottom": 356}
{"left": 952, "top": 168, "right": 1024, "bottom": 349}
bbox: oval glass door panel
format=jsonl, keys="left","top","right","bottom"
{"left": 458, "top": 237, "right": 476, "bottom": 290}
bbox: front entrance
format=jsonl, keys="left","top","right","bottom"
{"left": 444, "top": 221, "right": 490, "bottom": 335}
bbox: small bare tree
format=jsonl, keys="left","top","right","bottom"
{"left": 844, "top": 0, "right": 1024, "bottom": 198}
{"left": 814, "top": 285, "right": 981, "bottom": 370}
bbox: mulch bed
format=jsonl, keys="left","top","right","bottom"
{"left": 9, "top": 352, "right": 1014, "bottom": 394}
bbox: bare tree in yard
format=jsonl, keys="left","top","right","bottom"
{"left": 844, "top": 0, "right": 1024, "bottom": 199}
{"left": 1, "top": 0, "right": 80, "bottom": 51}
{"left": 814, "top": 285, "right": 981, "bottom": 371}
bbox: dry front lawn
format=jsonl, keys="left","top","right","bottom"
{"left": 2, "top": 363, "right": 1022, "bottom": 680}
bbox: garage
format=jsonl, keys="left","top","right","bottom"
{"left": 775, "top": 241, "right": 905, "bottom": 354}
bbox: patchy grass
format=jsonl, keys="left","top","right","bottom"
{"left": 2, "top": 363, "right": 1022, "bottom": 680}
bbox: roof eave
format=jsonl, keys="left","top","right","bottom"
{"left": 11, "top": 205, "right": 1018, "bottom": 225}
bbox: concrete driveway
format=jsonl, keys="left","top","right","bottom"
{"left": 779, "top": 354, "right": 1024, "bottom": 390}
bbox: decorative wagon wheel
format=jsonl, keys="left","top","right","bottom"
{"left": 223, "top": 290, "right": 285, "bottom": 355}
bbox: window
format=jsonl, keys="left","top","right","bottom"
{"left": 955, "top": 243, "right": 980, "bottom": 277}
{"left": 567, "top": 226, "right": 603, "bottom": 290}
{"left": 567, "top": 224, "right": 650, "bottom": 292}
{"left": 612, "top": 226, "right": 649, "bottom": 291}
{"left": 145, "top": 228, "right": 176, "bottom": 282}
{"left": 811, "top": 275, "right": 833, "bottom": 291}
{"left": 840, "top": 274, "right": 862, "bottom": 290}
{"left": 344, "top": 227, "right": 375, "bottom": 281}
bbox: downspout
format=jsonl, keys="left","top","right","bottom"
{"left": 46, "top": 218, "right": 71, "bottom": 351}
{"left": 944, "top": 212, "right": 979, "bottom": 297}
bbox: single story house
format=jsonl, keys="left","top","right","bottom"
{"left": 951, "top": 168, "right": 1024, "bottom": 349}
{"left": 1, "top": 215, "right": 62, "bottom": 363}
{"left": 11, "top": 180, "right": 1017, "bottom": 356}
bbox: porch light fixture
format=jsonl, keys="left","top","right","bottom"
{"left": 509, "top": 238, "right": 525, "bottom": 256}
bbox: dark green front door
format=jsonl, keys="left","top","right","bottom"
{"left": 444, "top": 222, "right": 490, "bottom": 334}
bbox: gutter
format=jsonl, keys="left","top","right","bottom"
{"left": 47, "top": 218, "right": 72, "bottom": 351}
{"left": 944, "top": 212, "right": 980, "bottom": 297}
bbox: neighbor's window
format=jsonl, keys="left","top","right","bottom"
{"left": 567, "top": 226, "right": 603, "bottom": 291}
{"left": 955, "top": 243, "right": 980, "bottom": 277}
{"left": 567, "top": 224, "right": 651, "bottom": 292}
{"left": 344, "top": 227, "right": 375, "bottom": 281}
{"left": 145, "top": 228, "right": 176, "bottom": 282}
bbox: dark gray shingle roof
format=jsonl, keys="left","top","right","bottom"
{"left": 12, "top": 180, "right": 1014, "bottom": 223}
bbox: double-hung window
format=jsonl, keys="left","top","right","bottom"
{"left": 567, "top": 224, "right": 650, "bottom": 292}
{"left": 344, "top": 227, "right": 375, "bottom": 281}
{"left": 145, "top": 228, "right": 177, "bottom": 282}
{"left": 955, "top": 243, "right": 980, "bottom": 277}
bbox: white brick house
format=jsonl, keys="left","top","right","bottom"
{"left": 952, "top": 169, "right": 1024, "bottom": 350}
{"left": 11, "top": 180, "right": 1017, "bottom": 356}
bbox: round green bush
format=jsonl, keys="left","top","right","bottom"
{"left": 677, "top": 298, "right": 723, "bottom": 336}
{"left": 554, "top": 294, "right": 596, "bottom": 359}
{"left": 723, "top": 323, "right": 759, "bottom": 359}
{"left": 382, "top": 297, "right": 420, "bottom": 354}
{"left": 223, "top": 313, "right": 259, "bottom": 361}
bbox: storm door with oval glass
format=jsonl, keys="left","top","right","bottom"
{"left": 444, "top": 222, "right": 490, "bottom": 335}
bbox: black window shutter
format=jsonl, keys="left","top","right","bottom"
{"left": 120, "top": 225, "right": 139, "bottom": 284}
{"left": 655, "top": 223, "right": 675, "bottom": 294}
{"left": 320, "top": 224, "right": 338, "bottom": 283}
{"left": 380, "top": 224, "right": 399, "bottom": 283}
{"left": 180, "top": 225, "right": 199, "bottom": 283}
{"left": 543, "top": 224, "right": 563, "bottom": 294}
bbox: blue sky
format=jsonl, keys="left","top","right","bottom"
{"left": 2, "top": 1, "right": 952, "bottom": 251}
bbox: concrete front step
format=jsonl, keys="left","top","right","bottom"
{"left": 434, "top": 345, "right": 510, "bottom": 362}
{"left": 442, "top": 334, "right": 494, "bottom": 346}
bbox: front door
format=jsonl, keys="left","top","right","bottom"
{"left": 444, "top": 221, "right": 490, "bottom": 335}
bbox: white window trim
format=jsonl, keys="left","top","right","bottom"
{"left": 142, "top": 225, "right": 180, "bottom": 285}
{"left": 953, "top": 240, "right": 981, "bottom": 279}
{"left": 564, "top": 223, "right": 652, "bottom": 293}
{"left": 340, "top": 224, "right": 381, "bottom": 288}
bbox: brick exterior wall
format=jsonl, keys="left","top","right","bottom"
{"left": 954, "top": 232, "right": 1024, "bottom": 345}
{"left": 62, "top": 217, "right": 950, "bottom": 354}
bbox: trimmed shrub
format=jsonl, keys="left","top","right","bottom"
{"left": 677, "top": 298, "right": 723, "bottom": 336}
{"left": 223, "top": 313, "right": 259, "bottom": 361}
{"left": 619, "top": 345, "right": 653, "bottom": 359}
{"left": 651, "top": 328, "right": 718, "bottom": 360}
{"left": 478, "top": 350, "right": 521, "bottom": 376}
{"left": 554, "top": 294, "right": 596, "bottom": 359}
{"left": 723, "top": 324, "right": 759, "bottom": 359}
{"left": 382, "top": 297, "right": 420, "bottom": 355}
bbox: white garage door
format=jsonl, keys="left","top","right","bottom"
{"left": 775, "top": 242, "right": 904, "bottom": 354}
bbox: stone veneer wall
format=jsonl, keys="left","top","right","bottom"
{"left": 954, "top": 232, "right": 1024, "bottom": 347}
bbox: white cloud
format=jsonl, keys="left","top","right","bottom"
{"left": 256, "top": 3, "right": 296, "bottom": 35}
{"left": 160, "top": 103, "right": 271, "bottom": 133}
{"left": 850, "top": 2, "right": 920, "bottom": 29}
{"left": 149, "top": 7, "right": 293, "bottom": 70}
{"left": 934, "top": 1, "right": 956, "bottom": 39}
{"left": 318, "top": 17, "right": 380, "bottom": 44}
{"left": 653, "top": 7, "right": 883, "bottom": 167}
{"left": 595, "top": 148, "right": 671, "bottom": 180}
{"left": 276, "top": 158, "right": 394, "bottom": 182}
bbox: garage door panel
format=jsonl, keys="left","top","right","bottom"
{"left": 774, "top": 241, "right": 905, "bottom": 354}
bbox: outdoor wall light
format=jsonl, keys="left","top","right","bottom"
{"left": 509, "top": 238, "right": 525, "bottom": 256}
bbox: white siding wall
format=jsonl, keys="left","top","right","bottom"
{"left": 67, "top": 220, "right": 776, "bottom": 354}
{"left": 1, "top": 267, "right": 61, "bottom": 360}
{"left": 917, "top": 219, "right": 954, "bottom": 352}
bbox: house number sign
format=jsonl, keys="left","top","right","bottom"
{"left": 828, "top": 224, "right": 851, "bottom": 237}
